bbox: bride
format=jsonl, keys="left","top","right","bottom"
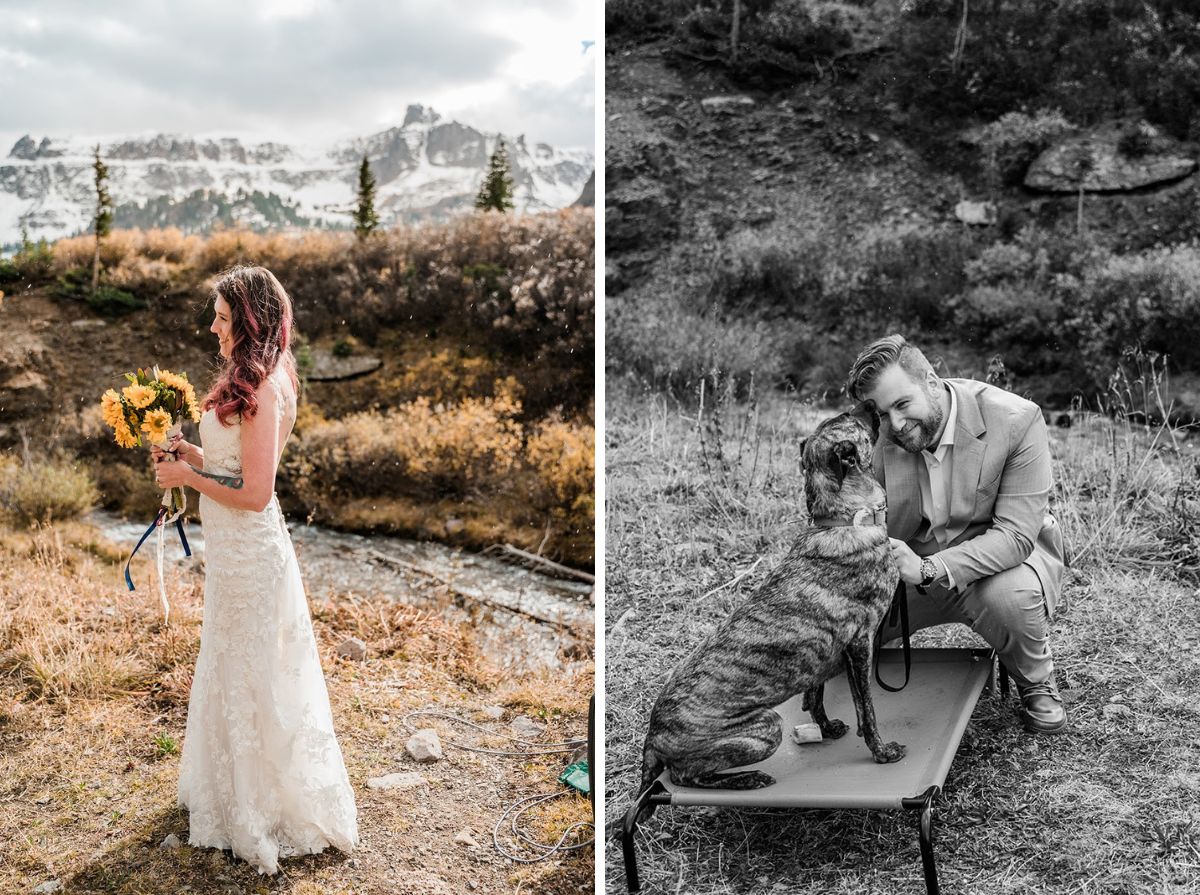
{"left": 152, "top": 265, "right": 358, "bottom": 873}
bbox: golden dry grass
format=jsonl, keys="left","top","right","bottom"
{"left": 0, "top": 520, "right": 594, "bottom": 895}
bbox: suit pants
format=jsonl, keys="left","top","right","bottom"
{"left": 879, "top": 563, "right": 1053, "bottom": 688}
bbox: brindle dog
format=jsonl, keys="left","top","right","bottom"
{"left": 640, "top": 409, "right": 904, "bottom": 796}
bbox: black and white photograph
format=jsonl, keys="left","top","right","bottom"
{"left": 605, "top": 2, "right": 1200, "bottom": 893}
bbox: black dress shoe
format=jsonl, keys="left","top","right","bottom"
{"left": 1017, "top": 675, "right": 1067, "bottom": 734}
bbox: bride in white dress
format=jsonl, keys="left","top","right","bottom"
{"left": 152, "top": 265, "right": 358, "bottom": 874}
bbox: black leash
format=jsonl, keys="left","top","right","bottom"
{"left": 874, "top": 580, "right": 912, "bottom": 692}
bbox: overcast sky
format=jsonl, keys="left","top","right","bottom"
{"left": 0, "top": 0, "right": 595, "bottom": 152}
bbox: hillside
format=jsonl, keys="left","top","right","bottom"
{"left": 606, "top": 2, "right": 1200, "bottom": 413}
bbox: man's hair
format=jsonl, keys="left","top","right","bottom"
{"left": 846, "top": 334, "right": 935, "bottom": 401}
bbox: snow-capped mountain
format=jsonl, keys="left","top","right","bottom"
{"left": 0, "top": 104, "right": 594, "bottom": 247}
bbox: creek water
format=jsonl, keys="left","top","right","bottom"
{"left": 89, "top": 509, "right": 593, "bottom": 671}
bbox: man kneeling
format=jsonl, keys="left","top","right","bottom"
{"left": 847, "top": 334, "right": 1067, "bottom": 734}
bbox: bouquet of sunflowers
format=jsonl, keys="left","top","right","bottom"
{"left": 100, "top": 367, "right": 201, "bottom": 622}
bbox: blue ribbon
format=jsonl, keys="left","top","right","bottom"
{"left": 124, "top": 505, "right": 192, "bottom": 592}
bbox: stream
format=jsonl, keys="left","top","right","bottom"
{"left": 88, "top": 510, "right": 594, "bottom": 671}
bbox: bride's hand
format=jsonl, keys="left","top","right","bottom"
{"left": 154, "top": 457, "right": 193, "bottom": 490}
{"left": 152, "top": 434, "right": 192, "bottom": 464}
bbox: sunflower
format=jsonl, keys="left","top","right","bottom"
{"left": 185, "top": 385, "right": 202, "bottom": 422}
{"left": 113, "top": 417, "right": 139, "bottom": 449}
{"left": 140, "top": 407, "right": 173, "bottom": 445}
{"left": 123, "top": 383, "right": 156, "bottom": 410}
{"left": 100, "top": 389, "right": 125, "bottom": 428}
{"left": 158, "top": 370, "right": 189, "bottom": 392}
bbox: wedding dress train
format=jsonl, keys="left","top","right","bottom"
{"left": 178, "top": 367, "right": 357, "bottom": 873}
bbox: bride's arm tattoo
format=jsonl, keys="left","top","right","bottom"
{"left": 188, "top": 465, "right": 244, "bottom": 489}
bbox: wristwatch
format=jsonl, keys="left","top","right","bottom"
{"left": 919, "top": 558, "right": 939, "bottom": 588}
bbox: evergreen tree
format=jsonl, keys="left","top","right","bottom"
{"left": 353, "top": 155, "right": 380, "bottom": 239}
{"left": 91, "top": 145, "right": 113, "bottom": 297}
{"left": 475, "top": 140, "right": 515, "bottom": 212}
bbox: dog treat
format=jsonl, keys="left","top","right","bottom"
{"left": 791, "top": 723, "right": 823, "bottom": 745}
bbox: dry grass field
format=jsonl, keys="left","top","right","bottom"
{"left": 0, "top": 519, "right": 594, "bottom": 895}
{"left": 604, "top": 377, "right": 1200, "bottom": 895}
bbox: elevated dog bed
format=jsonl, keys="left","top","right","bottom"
{"left": 622, "top": 647, "right": 1002, "bottom": 895}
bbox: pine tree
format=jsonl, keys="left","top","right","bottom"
{"left": 91, "top": 145, "right": 113, "bottom": 297}
{"left": 475, "top": 140, "right": 515, "bottom": 213}
{"left": 353, "top": 155, "right": 380, "bottom": 239}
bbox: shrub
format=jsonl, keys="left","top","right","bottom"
{"left": 525, "top": 418, "right": 596, "bottom": 523}
{"left": 964, "top": 110, "right": 1075, "bottom": 187}
{"left": 0, "top": 455, "right": 98, "bottom": 525}
{"left": 296, "top": 386, "right": 525, "bottom": 500}
{"left": 1066, "top": 245, "right": 1200, "bottom": 385}
{"left": 331, "top": 337, "right": 356, "bottom": 358}
{"left": 677, "top": 0, "right": 859, "bottom": 85}
{"left": 0, "top": 258, "right": 19, "bottom": 284}
{"left": 607, "top": 0, "right": 692, "bottom": 37}
{"left": 13, "top": 236, "right": 53, "bottom": 282}
{"left": 87, "top": 285, "right": 147, "bottom": 316}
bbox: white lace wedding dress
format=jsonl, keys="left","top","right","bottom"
{"left": 178, "top": 367, "right": 358, "bottom": 873}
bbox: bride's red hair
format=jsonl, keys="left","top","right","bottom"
{"left": 203, "top": 265, "right": 298, "bottom": 426}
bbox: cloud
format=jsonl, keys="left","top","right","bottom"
{"left": 0, "top": 0, "right": 595, "bottom": 148}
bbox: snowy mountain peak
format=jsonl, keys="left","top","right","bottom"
{"left": 0, "top": 106, "right": 593, "bottom": 248}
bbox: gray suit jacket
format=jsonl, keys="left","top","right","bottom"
{"left": 872, "top": 378, "right": 1065, "bottom": 616}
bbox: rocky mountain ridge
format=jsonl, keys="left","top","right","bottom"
{"left": 1, "top": 104, "right": 593, "bottom": 247}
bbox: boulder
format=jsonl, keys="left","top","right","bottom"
{"left": 954, "top": 200, "right": 997, "bottom": 226}
{"left": 367, "top": 772, "right": 428, "bottom": 791}
{"left": 306, "top": 349, "right": 382, "bottom": 381}
{"left": 1025, "top": 123, "right": 1197, "bottom": 193}
{"left": 700, "top": 95, "right": 756, "bottom": 114}
{"left": 405, "top": 729, "right": 443, "bottom": 763}
{"left": 336, "top": 637, "right": 368, "bottom": 661}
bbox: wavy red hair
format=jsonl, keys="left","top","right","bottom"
{"left": 203, "top": 265, "right": 299, "bottom": 426}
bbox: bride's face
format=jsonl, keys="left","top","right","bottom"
{"left": 211, "top": 294, "right": 234, "bottom": 359}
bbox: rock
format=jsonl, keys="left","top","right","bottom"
{"left": 700, "top": 95, "right": 755, "bottom": 113}
{"left": 69, "top": 319, "right": 108, "bottom": 329}
{"left": 159, "top": 833, "right": 182, "bottom": 848}
{"left": 791, "top": 723, "right": 823, "bottom": 744}
{"left": 1025, "top": 123, "right": 1197, "bottom": 193}
{"left": 481, "top": 705, "right": 505, "bottom": 720}
{"left": 33, "top": 883, "right": 63, "bottom": 894}
{"left": 454, "top": 828, "right": 479, "bottom": 847}
{"left": 605, "top": 133, "right": 683, "bottom": 253}
{"left": 444, "top": 517, "right": 465, "bottom": 536}
{"left": 1103, "top": 703, "right": 1133, "bottom": 719}
{"left": 336, "top": 637, "right": 367, "bottom": 661}
{"left": 306, "top": 349, "right": 383, "bottom": 382}
{"left": 367, "top": 772, "right": 428, "bottom": 791}
{"left": 510, "top": 715, "right": 545, "bottom": 739}
{"left": 405, "top": 729, "right": 443, "bottom": 763}
{"left": 954, "top": 200, "right": 997, "bottom": 226}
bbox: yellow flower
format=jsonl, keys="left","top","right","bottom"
{"left": 140, "top": 408, "right": 173, "bottom": 445}
{"left": 113, "top": 417, "right": 138, "bottom": 449}
{"left": 100, "top": 389, "right": 125, "bottom": 428}
{"left": 158, "top": 370, "right": 189, "bottom": 392}
{"left": 123, "top": 383, "right": 156, "bottom": 410}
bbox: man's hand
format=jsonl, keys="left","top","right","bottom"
{"left": 889, "top": 538, "right": 924, "bottom": 585}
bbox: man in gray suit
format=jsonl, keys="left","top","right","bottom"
{"left": 847, "top": 334, "right": 1067, "bottom": 733}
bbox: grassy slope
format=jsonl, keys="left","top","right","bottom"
{"left": 0, "top": 521, "right": 594, "bottom": 895}
{"left": 603, "top": 383, "right": 1200, "bottom": 894}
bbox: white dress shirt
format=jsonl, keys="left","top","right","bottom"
{"left": 917, "top": 384, "right": 957, "bottom": 589}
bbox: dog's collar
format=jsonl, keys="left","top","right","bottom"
{"left": 810, "top": 505, "right": 887, "bottom": 529}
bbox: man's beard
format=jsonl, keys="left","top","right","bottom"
{"left": 889, "top": 396, "right": 945, "bottom": 454}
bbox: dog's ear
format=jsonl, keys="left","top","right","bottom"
{"left": 832, "top": 440, "right": 857, "bottom": 488}
{"left": 849, "top": 400, "right": 880, "bottom": 442}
